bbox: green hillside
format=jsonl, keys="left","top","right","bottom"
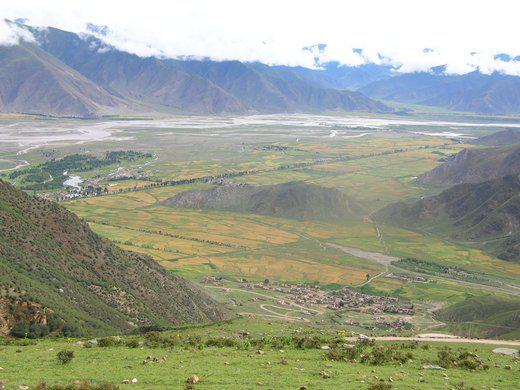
{"left": 418, "top": 144, "right": 520, "bottom": 187}
{"left": 376, "top": 175, "right": 520, "bottom": 262}
{"left": 435, "top": 295, "right": 520, "bottom": 339}
{"left": 471, "top": 128, "right": 520, "bottom": 146}
{"left": 163, "top": 181, "right": 362, "bottom": 222}
{"left": 0, "top": 180, "right": 229, "bottom": 337}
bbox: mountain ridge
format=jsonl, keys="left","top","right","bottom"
{"left": 360, "top": 71, "right": 520, "bottom": 115}
{"left": 376, "top": 174, "right": 520, "bottom": 262}
{"left": 0, "top": 42, "right": 131, "bottom": 117}
{"left": 418, "top": 144, "right": 520, "bottom": 187}
{"left": 470, "top": 129, "right": 520, "bottom": 146}
{"left": 0, "top": 23, "right": 392, "bottom": 117}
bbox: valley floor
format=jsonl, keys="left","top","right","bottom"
{"left": 1, "top": 114, "right": 519, "bottom": 381}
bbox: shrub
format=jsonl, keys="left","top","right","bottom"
{"left": 46, "top": 314, "right": 63, "bottom": 332}
{"left": 98, "top": 337, "right": 117, "bottom": 347}
{"left": 358, "top": 338, "right": 376, "bottom": 347}
{"left": 326, "top": 347, "right": 359, "bottom": 362}
{"left": 61, "top": 323, "right": 81, "bottom": 338}
{"left": 270, "top": 335, "right": 291, "bottom": 349}
{"left": 143, "top": 332, "right": 182, "bottom": 348}
{"left": 393, "top": 351, "right": 413, "bottom": 364}
{"left": 125, "top": 339, "right": 140, "bottom": 348}
{"left": 435, "top": 347, "right": 487, "bottom": 370}
{"left": 187, "top": 335, "right": 202, "bottom": 347}
{"left": 240, "top": 339, "right": 252, "bottom": 350}
{"left": 57, "top": 349, "right": 74, "bottom": 364}
{"left": 10, "top": 321, "right": 29, "bottom": 338}
{"left": 205, "top": 337, "right": 239, "bottom": 348}
{"left": 29, "top": 323, "right": 50, "bottom": 338}
{"left": 368, "top": 383, "right": 393, "bottom": 390}
{"left": 359, "top": 346, "right": 413, "bottom": 366}
{"left": 292, "top": 335, "right": 326, "bottom": 349}
{"left": 134, "top": 324, "right": 165, "bottom": 334}
{"left": 363, "top": 346, "right": 393, "bottom": 365}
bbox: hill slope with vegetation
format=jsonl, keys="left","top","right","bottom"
{"left": 163, "top": 181, "right": 361, "bottom": 221}
{"left": 0, "top": 180, "right": 229, "bottom": 337}
{"left": 418, "top": 144, "right": 520, "bottom": 187}
{"left": 471, "top": 129, "right": 520, "bottom": 146}
{"left": 376, "top": 175, "right": 520, "bottom": 262}
{"left": 435, "top": 295, "right": 520, "bottom": 339}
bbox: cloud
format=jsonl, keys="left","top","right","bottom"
{"left": 1, "top": 0, "right": 520, "bottom": 75}
{"left": 0, "top": 19, "right": 34, "bottom": 46}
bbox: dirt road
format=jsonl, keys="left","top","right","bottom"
{"left": 325, "top": 243, "right": 399, "bottom": 266}
{"left": 206, "top": 285, "right": 323, "bottom": 323}
{"left": 325, "top": 242, "right": 397, "bottom": 287}
{"left": 344, "top": 336, "right": 520, "bottom": 346}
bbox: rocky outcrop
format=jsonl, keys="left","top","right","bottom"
{"left": 0, "top": 296, "right": 51, "bottom": 336}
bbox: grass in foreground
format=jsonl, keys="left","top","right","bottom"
{"left": 0, "top": 318, "right": 518, "bottom": 389}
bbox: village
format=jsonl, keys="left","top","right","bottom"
{"left": 202, "top": 276, "right": 415, "bottom": 316}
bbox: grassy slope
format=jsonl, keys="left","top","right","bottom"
{"left": 0, "top": 180, "right": 229, "bottom": 336}
{"left": 376, "top": 175, "right": 520, "bottom": 262}
{"left": 418, "top": 144, "right": 520, "bottom": 187}
{"left": 436, "top": 295, "right": 520, "bottom": 339}
{"left": 162, "top": 181, "right": 362, "bottom": 222}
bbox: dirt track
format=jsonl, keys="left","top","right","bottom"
{"left": 344, "top": 336, "right": 520, "bottom": 346}
{"left": 325, "top": 243, "right": 399, "bottom": 266}
{"left": 206, "top": 285, "right": 322, "bottom": 322}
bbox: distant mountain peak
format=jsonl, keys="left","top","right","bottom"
{"left": 430, "top": 64, "right": 447, "bottom": 75}
{"left": 85, "top": 22, "right": 109, "bottom": 36}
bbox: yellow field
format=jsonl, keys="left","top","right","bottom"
{"left": 65, "top": 135, "right": 519, "bottom": 289}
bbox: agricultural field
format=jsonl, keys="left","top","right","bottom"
{"left": 2, "top": 113, "right": 520, "bottom": 338}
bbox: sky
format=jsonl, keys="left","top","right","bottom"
{"left": 1, "top": 0, "right": 520, "bottom": 75}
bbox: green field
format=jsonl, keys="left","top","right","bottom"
{"left": 0, "top": 317, "right": 518, "bottom": 389}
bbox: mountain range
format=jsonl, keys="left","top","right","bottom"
{"left": 0, "top": 22, "right": 391, "bottom": 117}
{"left": 0, "top": 179, "right": 229, "bottom": 336}
{"left": 377, "top": 131, "right": 520, "bottom": 262}
{"left": 4, "top": 21, "right": 520, "bottom": 116}
{"left": 0, "top": 42, "right": 130, "bottom": 117}
{"left": 360, "top": 70, "right": 520, "bottom": 115}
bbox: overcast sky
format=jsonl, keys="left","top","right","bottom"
{"left": 2, "top": 0, "right": 520, "bottom": 75}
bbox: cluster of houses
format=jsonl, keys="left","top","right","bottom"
{"left": 386, "top": 273, "right": 437, "bottom": 284}
{"left": 327, "top": 287, "right": 415, "bottom": 315}
{"left": 54, "top": 184, "right": 108, "bottom": 201}
{"left": 203, "top": 277, "right": 414, "bottom": 316}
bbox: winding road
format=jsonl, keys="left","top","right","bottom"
{"left": 206, "top": 285, "right": 323, "bottom": 322}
